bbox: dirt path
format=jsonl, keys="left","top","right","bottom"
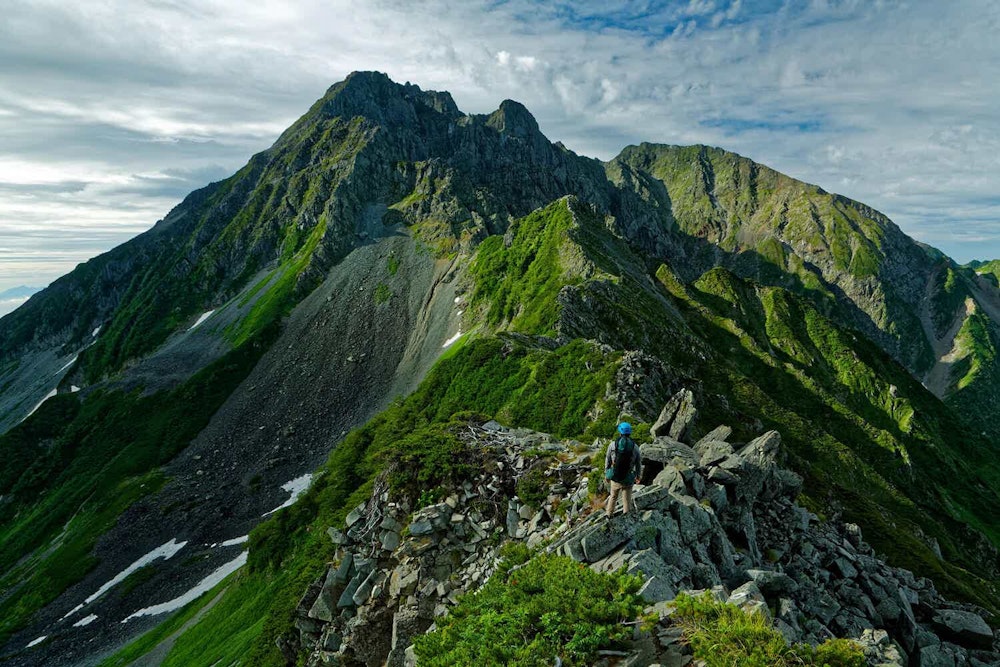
{"left": 126, "top": 588, "right": 228, "bottom": 667}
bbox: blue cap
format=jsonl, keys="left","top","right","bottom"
{"left": 618, "top": 422, "right": 632, "bottom": 435}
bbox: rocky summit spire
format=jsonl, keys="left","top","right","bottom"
{"left": 486, "top": 99, "right": 541, "bottom": 139}
{"left": 317, "top": 71, "right": 460, "bottom": 127}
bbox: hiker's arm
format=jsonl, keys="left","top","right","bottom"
{"left": 605, "top": 442, "right": 614, "bottom": 470}
{"left": 635, "top": 445, "right": 643, "bottom": 482}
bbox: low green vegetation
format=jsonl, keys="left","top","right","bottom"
{"left": 672, "top": 592, "right": 865, "bottom": 667}
{"left": 137, "top": 334, "right": 622, "bottom": 665}
{"left": 380, "top": 425, "right": 480, "bottom": 501}
{"left": 414, "top": 547, "right": 644, "bottom": 666}
{"left": 470, "top": 199, "right": 581, "bottom": 334}
{"left": 968, "top": 258, "right": 1000, "bottom": 286}
{"left": 373, "top": 282, "right": 391, "bottom": 305}
{"left": 0, "top": 321, "right": 278, "bottom": 643}
{"left": 96, "top": 581, "right": 229, "bottom": 667}
{"left": 225, "top": 216, "right": 328, "bottom": 347}
{"left": 930, "top": 266, "right": 969, "bottom": 338}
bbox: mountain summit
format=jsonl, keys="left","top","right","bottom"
{"left": 1, "top": 72, "right": 999, "bottom": 666}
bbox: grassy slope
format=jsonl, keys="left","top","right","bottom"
{"left": 478, "top": 197, "right": 1000, "bottom": 608}
{"left": 663, "top": 268, "right": 1000, "bottom": 606}
{"left": 103, "top": 199, "right": 623, "bottom": 665}
{"left": 0, "top": 112, "right": 379, "bottom": 644}
{"left": 0, "top": 322, "right": 278, "bottom": 644}
{"left": 101, "top": 194, "right": 1000, "bottom": 663}
{"left": 613, "top": 144, "right": 935, "bottom": 374}
{"left": 81, "top": 116, "right": 373, "bottom": 383}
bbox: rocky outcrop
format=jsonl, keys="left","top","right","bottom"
{"left": 292, "top": 404, "right": 997, "bottom": 666}
{"left": 651, "top": 389, "right": 697, "bottom": 440}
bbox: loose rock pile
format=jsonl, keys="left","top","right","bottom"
{"left": 292, "top": 391, "right": 998, "bottom": 667}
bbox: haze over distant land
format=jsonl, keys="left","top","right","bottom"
{"left": 1, "top": 0, "right": 999, "bottom": 293}
{"left": 0, "top": 286, "right": 39, "bottom": 317}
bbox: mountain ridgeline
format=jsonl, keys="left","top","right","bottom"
{"left": 1, "top": 72, "right": 999, "bottom": 665}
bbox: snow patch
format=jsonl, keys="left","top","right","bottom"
{"left": 61, "top": 538, "right": 187, "bottom": 619}
{"left": 218, "top": 535, "right": 248, "bottom": 547}
{"left": 26, "top": 636, "right": 46, "bottom": 648}
{"left": 72, "top": 614, "right": 98, "bottom": 628}
{"left": 26, "top": 388, "right": 57, "bottom": 419}
{"left": 55, "top": 356, "right": 78, "bottom": 375}
{"left": 122, "top": 551, "right": 247, "bottom": 622}
{"left": 71, "top": 385, "right": 80, "bottom": 393}
{"left": 262, "top": 474, "right": 313, "bottom": 517}
{"left": 188, "top": 310, "right": 215, "bottom": 331}
{"left": 453, "top": 296, "right": 462, "bottom": 304}
{"left": 92, "top": 326, "right": 101, "bottom": 337}
{"left": 442, "top": 331, "right": 462, "bottom": 348}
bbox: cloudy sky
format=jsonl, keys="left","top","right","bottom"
{"left": 1, "top": 0, "right": 998, "bottom": 304}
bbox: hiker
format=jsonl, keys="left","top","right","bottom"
{"left": 605, "top": 422, "right": 642, "bottom": 517}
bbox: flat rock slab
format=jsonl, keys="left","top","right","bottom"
{"left": 581, "top": 517, "right": 637, "bottom": 563}
{"left": 643, "top": 438, "right": 699, "bottom": 468}
{"left": 931, "top": 609, "right": 994, "bottom": 649}
{"left": 695, "top": 425, "right": 733, "bottom": 448}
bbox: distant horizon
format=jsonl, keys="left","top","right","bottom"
{"left": 3, "top": 1, "right": 999, "bottom": 292}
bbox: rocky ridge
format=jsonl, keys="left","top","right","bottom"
{"left": 5, "top": 72, "right": 1000, "bottom": 665}
{"left": 288, "top": 392, "right": 998, "bottom": 667}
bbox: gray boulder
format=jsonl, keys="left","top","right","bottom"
{"left": 728, "top": 580, "right": 765, "bottom": 608}
{"left": 746, "top": 569, "right": 798, "bottom": 597}
{"left": 651, "top": 389, "right": 698, "bottom": 441}
{"left": 307, "top": 566, "right": 338, "bottom": 622}
{"left": 581, "top": 516, "right": 637, "bottom": 562}
{"left": 651, "top": 465, "right": 687, "bottom": 494}
{"left": 698, "top": 440, "right": 734, "bottom": 468}
{"left": 643, "top": 437, "right": 699, "bottom": 468}
{"left": 931, "top": 609, "right": 994, "bottom": 649}
{"left": 695, "top": 425, "right": 733, "bottom": 448}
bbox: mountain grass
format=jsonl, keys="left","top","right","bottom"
{"left": 655, "top": 265, "right": 1000, "bottom": 609}
{"left": 414, "top": 548, "right": 645, "bottom": 666}
{"left": 103, "top": 331, "right": 622, "bottom": 666}
{"left": 0, "top": 322, "right": 278, "bottom": 643}
{"left": 672, "top": 592, "right": 865, "bottom": 667}
{"left": 470, "top": 198, "right": 582, "bottom": 335}
{"left": 95, "top": 579, "right": 229, "bottom": 667}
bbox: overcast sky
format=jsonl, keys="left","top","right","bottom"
{"left": 1, "top": 0, "right": 998, "bottom": 303}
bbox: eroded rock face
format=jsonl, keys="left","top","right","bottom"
{"left": 293, "top": 413, "right": 997, "bottom": 667}
{"left": 651, "top": 389, "right": 698, "bottom": 441}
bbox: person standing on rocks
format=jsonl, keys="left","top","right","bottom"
{"left": 605, "top": 422, "right": 642, "bottom": 517}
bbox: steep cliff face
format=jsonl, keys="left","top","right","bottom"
{"left": 2, "top": 72, "right": 1000, "bottom": 666}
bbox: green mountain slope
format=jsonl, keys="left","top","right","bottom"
{"left": 3, "top": 72, "right": 1000, "bottom": 665}
{"left": 97, "top": 196, "right": 1000, "bottom": 666}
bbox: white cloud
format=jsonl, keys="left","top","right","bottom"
{"left": 1, "top": 0, "right": 999, "bottom": 294}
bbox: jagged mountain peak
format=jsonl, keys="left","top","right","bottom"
{"left": 274, "top": 70, "right": 461, "bottom": 148}
{"left": 485, "top": 98, "right": 541, "bottom": 138}
{"left": 5, "top": 73, "right": 1000, "bottom": 666}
